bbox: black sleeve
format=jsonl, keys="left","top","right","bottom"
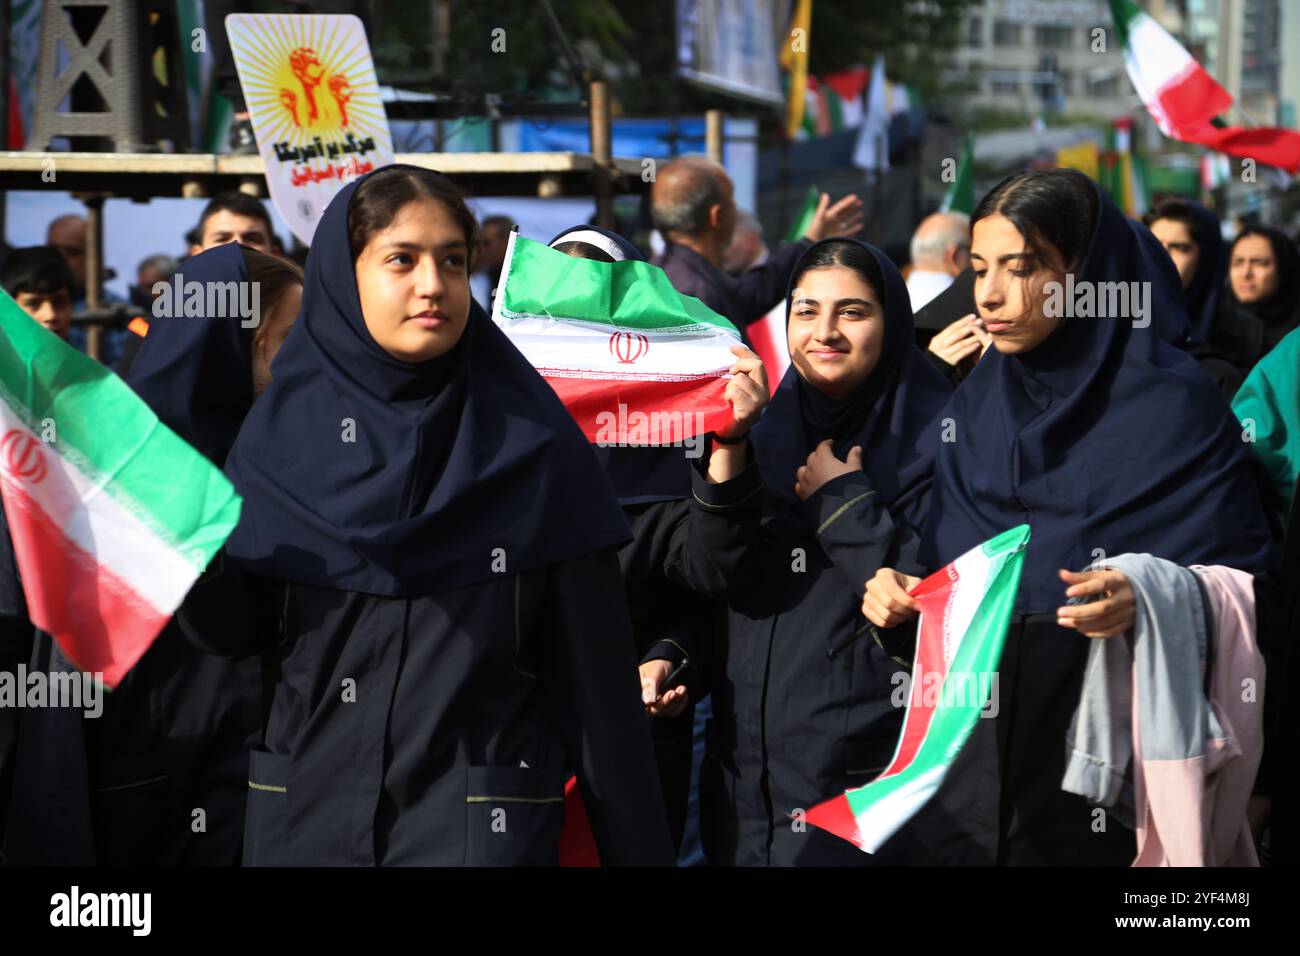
{"left": 661, "top": 451, "right": 764, "bottom": 599}
{"left": 803, "top": 472, "right": 930, "bottom": 665}
{"left": 174, "top": 552, "right": 278, "bottom": 659}
{"left": 803, "top": 471, "right": 932, "bottom": 593}
{"left": 729, "top": 239, "right": 812, "bottom": 325}
{"left": 538, "top": 548, "right": 676, "bottom": 866}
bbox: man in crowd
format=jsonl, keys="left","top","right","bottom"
{"left": 905, "top": 211, "right": 970, "bottom": 311}
{"left": 651, "top": 156, "right": 864, "bottom": 333}
{"left": 472, "top": 214, "right": 516, "bottom": 311}
{"left": 189, "top": 192, "right": 277, "bottom": 256}
{"left": 46, "top": 214, "right": 128, "bottom": 365}
{"left": 723, "top": 210, "right": 769, "bottom": 275}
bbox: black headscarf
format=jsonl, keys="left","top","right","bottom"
{"left": 1226, "top": 226, "right": 1300, "bottom": 351}
{"left": 921, "top": 177, "right": 1276, "bottom": 614}
{"left": 547, "top": 223, "right": 693, "bottom": 505}
{"left": 124, "top": 242, "right": 254, "bottom": 466}
{"left": 751, "top": 238, "right": 952, "bottom": 542}
{"left": 222, "top": 166, "right": 630, "bottom": 596}
{"left": 1181, "top": 200, "right": 1229, "bottom": 343}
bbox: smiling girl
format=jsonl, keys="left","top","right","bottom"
{"left": 695, "top": 238, "right": 951, "bottom": 866}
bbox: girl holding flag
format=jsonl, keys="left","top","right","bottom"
{"left": 862, "top": 168, "right": 1275, "bottom": 865}
{"left": 689, "top": 237, "right": 952, "bottom": 866}
{"left": 178, "top": 166, "right": 674, "bottom": 865}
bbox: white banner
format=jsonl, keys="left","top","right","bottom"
{"left": 227, "top": 13, "right": 394, "bottom": 245}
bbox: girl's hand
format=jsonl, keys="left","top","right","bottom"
{"left": 716, "top": 345, "right": 769, "bottom": 439}
{"left": 638, "top": 659, "right": 689, "bottom": 718}
{"left": 927, "top": 314, "right": 986, "bottom": 369}
{"left": 794, "top": 439, "right": 862, "bottom": 500}
{"left": 1056, "top": 568, "right": 1136, "bottom": 638}
{"left": 862, "top": 567, "right": 923, "bottom": 629}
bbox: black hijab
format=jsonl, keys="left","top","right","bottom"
{"left": 921, "top": 176, "right": 1275, "bottom": 614}
{"left": 752, "top": 238, "right": 952, "bottom": 542}
{"left": 124, "top": 242, "right": 254, "bottom": 466}
{"left": 222, "top": 166, "right": 630, "bottom": 596}
{"left": 1226, "top": 226, "right": 1300, "bottom": 349}
{"left": 1181, "top": 200, "right": 1229, "bottom": 343}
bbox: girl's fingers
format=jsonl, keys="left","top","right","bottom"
{"left": 861, "top": 594, "right": 893, "bottom": 628}
{"left": 880, "top": 574, "right": 920, "bottom": 612}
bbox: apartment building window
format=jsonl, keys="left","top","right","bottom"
{"left": 1035, "top": 25, "right": 1073, "bottom": 48}
{"left": 1056, "top": 71, "right": 1073, "bottom": 95}
{"left": 1086, "top": 74, "right": 1120, "bottom": 97}
{"left": 991, "top": 73, "right": 1022, "bottom": 94}
{"left": 967, "top": 16, "right": 983, "bottom": 46}
{"left": 993, "top": 21, "right": 1022, "bottom": 46}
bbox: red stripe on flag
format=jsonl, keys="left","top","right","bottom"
{"left": 878, "top": 565, "right": 959, "bottom": 779}
{"left": 747, "top": 310, "right": 789, "bottom": 397}
{"left": 542, "top": 374, "right": 734, "bottom": 442}
{"left": 0, "top": 480, "right": 168, "bottom": 688}
{"left": 1188, "top": 123, "right": 1300, "bottom": 175}
{"left": 803, "top": 794, "right": 863, "bottom": 849}
{"left": 1153, "top": 62, "right": 1232, "bottom": 134}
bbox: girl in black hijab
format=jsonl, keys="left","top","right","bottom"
{"left": 692, "top": 238, "right": 952, "bottom": 866}
{"left": 4, "top": 243, "right": 303, "bottom": 865}
{"left": 863, "top": 168, "right": 1276, "bottom": 865}
{"left": 1219, "top": 225, "right": 1300, "bottom": 367}
{"left": 178, "top": 166, "right": 673, "bottom": 865}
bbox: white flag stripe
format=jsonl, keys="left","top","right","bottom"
{"left": 854, "top": 765, "right": 945, "bottom": 853}
{"left": 940, "top": 547, "right": 996, "bottom": 666}
{"left": 0, "top": 407, "right": 191, "bottom": 615}
{"left": 1123, "top": 13, "right": 1197, "bottom": 135}
{"left": 500, "top": 315, "right": 741, "bottom": 378}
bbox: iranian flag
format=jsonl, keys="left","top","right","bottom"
{"left": 0, "top": 292, "right": 242, "bottom": 688}
{"left": 747, "top": 186, "right": 819, "bottom": 396}
{"left": 493, "top": 234, "right": 743, "bottom": 443}
{"left": 1109, "top": 0, "right": 1300, "bottom": 174}
{"left": 806, "top": 524, "right": 1029, "bottom": 854}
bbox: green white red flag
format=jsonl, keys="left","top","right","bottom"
{"left": 492, "top": 233, "right": 742, "bottom": 443}
{"left": 806, "top": 525, "right": 1029, "bottom": 853}
{"left": 0, "top": 291, "right": 242, "bottom": 687}
{"left": 1108, "top": 0, "right": 1300, "bottom": 174}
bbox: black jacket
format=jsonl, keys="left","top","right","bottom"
{"left": 178, "top": 546, "right": 677, "bottom": 866}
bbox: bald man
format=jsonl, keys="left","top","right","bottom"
{"left": 46, "top": 214, "right": 128, "bottom": 366}
{"left": 651, "top": 156, "right": 864, "bottom": 333}
{"left": 905, "top": 211, "right": 970, "bottom": 311}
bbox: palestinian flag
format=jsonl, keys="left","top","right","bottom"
{"left": 1109, "top": 0, "right": 1300, "bottom": 174}
{"left": 493, "top": 234, "right": 742, "bottom": 444}
{"left": 806, "top": 524, "right": 1029, "bottom": 854}
{"left": 801, "top": 66, "right": 870, "bottom": 139}
{"left": 0, "top": 292, "right": 242, "bottom": 688}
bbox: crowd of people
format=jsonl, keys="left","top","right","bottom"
{"left": 0, "top": 156, "right": 1298, "bottom": 867}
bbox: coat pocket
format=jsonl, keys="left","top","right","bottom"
{"left": 91, "top": 757, "right": 172, "bottom": 866}
{"left": 243, "top": 749, "right": 290, "bottom": 866}
{"left": 464, "top": 765, "right": 565, "bottom": 867}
